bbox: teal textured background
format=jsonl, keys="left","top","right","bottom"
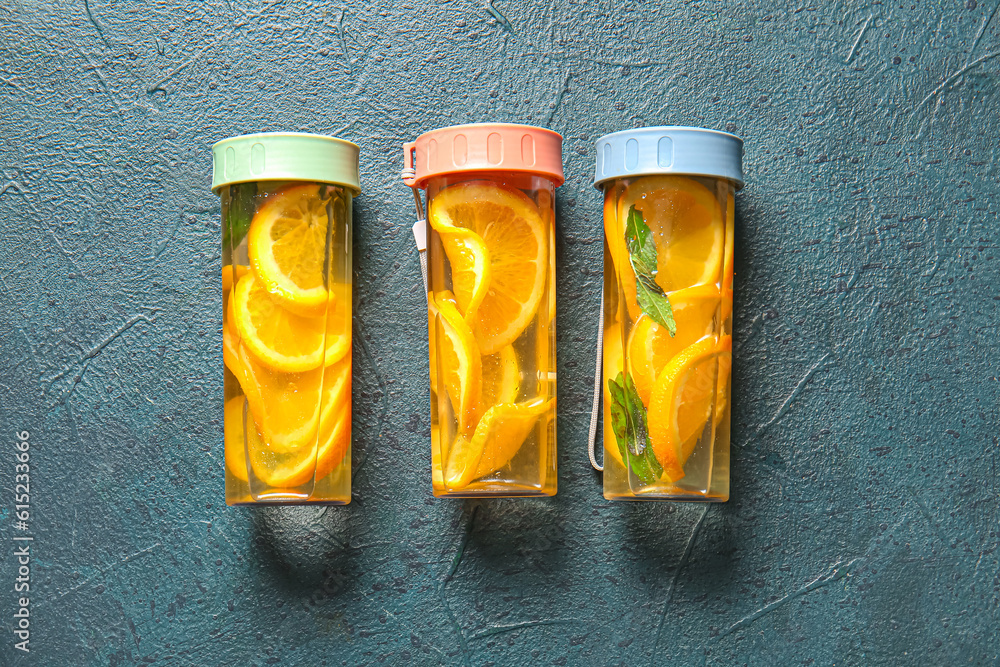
{"left": 1, "top": 1, "right": 999, "bottom": 665}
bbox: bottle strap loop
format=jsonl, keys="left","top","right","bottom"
{"left": 587, "top": 293, "right": 604, "bottom": 472}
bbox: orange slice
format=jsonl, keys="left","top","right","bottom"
{"left": 302, "top": 358, "right": 352, "bottom": 482}
{"left": 439, "top": 227, "right": 492, "bottom": 320}
{"left": 619, "top": 175, "right": 724, "bottom": 296}
{"left": 626, "top": 284, "right": 721, "bottom": 405}
{"left": 326, "top": 281, "right": 353, "bottom": 361}
{"left": 248, "top": 391, "right": 351, "bottom": 489}
{"left": 226, "top": 287, "right": 239, "bottom": 338}
{"left": 223, "top": 265, "right": 249, "bottom": 378}
{"left": 429, "top": 181, "right": 547, "bottom": 354}
{"left": 430, "top": 290, "right": 482, "bottom": 434}
{"left": 604, "top": 190, "right": 640, "bottom": 322}
{"left": 314, "top": 399, "right": 351, "bottom": 481}
{"left": 722, "top": 191, "right": 735, "bottom": 324}
{"left": 236, "top": 343, "right": 323, "bottom": 453}
{"left": 222, "top": 264, "right": 249, "bottom": 294}
{"left": 714, "top": 349, "right": 732, "bottom": 424}
{"left": 222, "top": 320, "right": 243, "bottom": 378}
{"left": 222, "top": 284, "right": 242, "bottom": 377}
{"left": 444, "top": 398, "right": 553, "bottom": 490}
{"left": 223, "top": 396, "right": 249, "bottom": 482}
{"left": 432, "top": 433, "right": 444, "bottom": 490}
{"left": 248, "top": 183, "right": 338, "bottom": 316}
{"left": 648, "top": 335, "right": 732, "bottom": 482}
{"left": 232, "top": 273, "right": 349, "bottom": 372}
{"left": 481, "top": 344, "right": 520, "bottom": 408}
{"left": 443, "top": 435, "right": 471, "bottom": 490}
{"left": 722, "top": 192, "right": 735, "bottom": 292}
{"left": 244, "top": 356, "right": 352, "bottom": 488}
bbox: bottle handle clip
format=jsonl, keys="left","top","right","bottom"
{"left": 401, "top": 142, "right": 429, "bottom": 298}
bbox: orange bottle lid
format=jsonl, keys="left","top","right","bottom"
{"left": 402, "top": 123, "right": 564, "bottom": 188}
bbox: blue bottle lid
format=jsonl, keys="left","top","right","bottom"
{"left": 593, "top": 126, "right": 744, "bottom": 190}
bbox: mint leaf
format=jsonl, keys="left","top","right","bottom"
{"left": 624, "top": 205, "right": 659, "bottom": 277}
{"left": 606, "top": 374, "right": 632, "bottom": 458}
{"left": 607, "top": 371, "right": 663, "bottom": 484}
{"left": 223, "top": 182, "right": 257, "bottom": 249}
{"left": 624, "top": 205, "right": 676, "bottom": 336}
{"left": 635, "top": 275, "right": 676, "bottom": 337}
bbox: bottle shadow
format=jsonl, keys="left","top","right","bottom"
{"left": 250, "top": 504, "right": 358, "bottom": 602}
{"left": 456, "top": 497, "right": 570, "bottom": 577}
{"left": 621, "top": 500, "right": 738, "bottom": 597}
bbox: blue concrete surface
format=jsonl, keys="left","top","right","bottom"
{"left": 1, "top": 1, "right": 998, "bottom": 665}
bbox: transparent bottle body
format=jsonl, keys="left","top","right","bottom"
{"left": 425, "top": 172, "right": 557, "bottom": 497}
{"left": 602, "top": 175, "right": 734, "bottom": 501}
{"left": 221, "top": 181, "right": 352, "bottom": 505}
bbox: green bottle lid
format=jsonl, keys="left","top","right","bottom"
{"left": 211, "top": 132, "right": 361, "bottom": 194}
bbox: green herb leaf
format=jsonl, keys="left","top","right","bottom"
{"left": 223, "top": 182, "right": 257, "bottom": 249}
{"left": 624, "top": 205, "right": 677, "bottom": 336}
{"left": 607, "top": 371, "right": 663, "bottom": 484}
{"left": 635, "top": 275, "right": 676, "bottom": 337}
{"left": 624, "top": 205, "right": 659, "bottom": 277}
